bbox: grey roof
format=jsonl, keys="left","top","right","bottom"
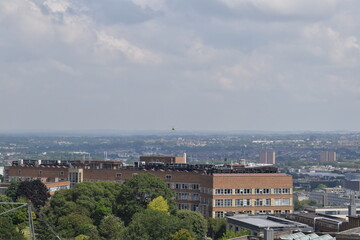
{"left": 227, "top": 215, "right": 312, "bottom": 232}
{"left": 280, "top": 233, "right": 335, "bottom": 240}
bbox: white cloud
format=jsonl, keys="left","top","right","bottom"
{"left": 44, "top": 0, "right": 70, "bottom": 13}
{"left": 96, "top": 32, "right": 161, "bottom": 64}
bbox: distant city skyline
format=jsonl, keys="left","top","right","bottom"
{"left": 1, "top": 0, "right": 360, "bottom": 132}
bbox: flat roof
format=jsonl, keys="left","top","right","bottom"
{"left": 227, "top": 215, "right": 310, "bottom": 230}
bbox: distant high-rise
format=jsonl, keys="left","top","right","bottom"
{"left": 320, "top": 151, "right": 336, "bottom": 162}
{"left": 260, "top": 152, "right": 276, "bottom": 164}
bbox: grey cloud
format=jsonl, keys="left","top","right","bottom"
{"left": 1, "top": 0, "right": 360, "bottom": 131}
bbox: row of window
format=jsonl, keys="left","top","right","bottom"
{"left": 177, "top": 203, "right": 199, "bottom": 211}
{"left": 18, "top": 169, "right": 65, "bottom": 176}
{"left": 167, "top": 183, "right": 200, "bottom": 190}
{"left": 214, "top": 188, "right": 291, "bottom": 195}
{"left": 214, "top": 198, "right": 291, "bottom": 207}
{"left": 175, "top": 193, "right": 200, "bottom": 201}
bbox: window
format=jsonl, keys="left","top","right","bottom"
{"left": 175, "top": 183, "right": 181, "bottom": 189}
{"left": 274, "top": 198, "right": 281, "bottom": 206}
{"left": 215, "top": 189, "right": 232, "bottom": 195}
{"left": 265, "top": 199, "right": 271, "bottom": 206}
{"left": 60, "top": 171, "right": 64, "bottom": 176}
{"left": 191, "top": 184, "right": 199, "bottom": 190}
{"left": 255, "top": 189, "right": 270, "bottom": 194}
{"left": 165, "top": 175, "right": 172, "bottom": 180}
{"left": 254, "top": 199, "right": 263, "bottom": 206}
{"left": 18, "top": 169, "right": 22, "bottom": 175}
{"left": 215, "top": 199, "right": 224, "bottom": 207}
{"left": 224, "top": 199, "right": 232, "bottom": 207}
{"left": 235, "top": 199, "right": 243, "bottom": 207}
{"left": 192, "top": 204, "right": 199, "bottom": 211}
{"left": 192, "top": 193, "right": 200, "bottom": 201}
{"left": 181, "top": 193, "right": 189, "bottom": 200}
{"left": 236, "top": 199, "right": 251, "bottom": 206}
{"left": 215, "top": 211, "right": 224, "bottom": 218}
{"left": 274, "top": 210, "right": 281, "bottom": 214}
{"left": 182, "top": 184, "right": 189, "bottom": 189}
{"left": 235, "top": 188, "right": 252, "bottom": 195}
{"left": 282, "top": 198, "right": 290, "bottom": 206}
{"left": 274, "top": 188, "right": 281, "bottom": 194}
{"left": 255, "top": 210, "right": 269, "bottom": 215}
{"left": 224, "top": 189, "right": 232, "bottom": 195}
{"left": 39, "top": 170, "right": 43, "bottom": 175}
{"left": 178, "top": 203, "right": 189, "bottom": 210}
{"left": 115, "top": 173, "right": 122, "bottom": 178}
{"left": 282, "top": 188, "right": 290, "bottom": 194}
{"left": 167, "top": 183, "right": 172, "bottom": 189}
{"left": 263, "top": 189, "right": 270, "bottom": 194}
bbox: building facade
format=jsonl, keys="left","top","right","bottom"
{"left": 320, "top": 151, "right": 336, "bottom": 162}
{"left": 4, "top": 159, "right": 293, "bottom": 218}
{"left": 259, "top": 152, "right": 276, "bottom": 164}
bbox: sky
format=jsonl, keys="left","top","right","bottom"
{"left": 1, "top": 0, "right": 360, "bottom": 132}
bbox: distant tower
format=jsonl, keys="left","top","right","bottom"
{"left": 348, "top": 194, "right": 357, "bottom": 216}
{"left": 320, "top": 152, "right": 336, "bottom": 162}
{"left": 260, "top": 152, "right": 276, "bottom": 164}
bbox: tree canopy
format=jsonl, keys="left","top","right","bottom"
{"left": 16, "top": 180, "right": 50, "bottom": 209}
{"left": 147, "top": 196, "right": 170, "bottom": 215}
{"left": 40, "top": 181, "right": 122, "bottom": 240}
{"left": 176, "top": 210, "right": 207, "bottom": 240}
{"left": 126, "top": 209, "right": 180, "bottom": 240}
{"left": 116, "top": 173, "right": 176, "bottom": 224}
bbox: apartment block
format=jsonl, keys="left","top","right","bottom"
{"left": 320, "top": 151, "right": 336, "bottom": 162}
{"left": 259, "top": 152, "right": 276, "bottom": 164}
{"left": 4, "top": 159, "right": 293, "bottom": 218}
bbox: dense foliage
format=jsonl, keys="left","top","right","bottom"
{"left": 207, "top": 218, "right": 227, "bottom": 239}
{"left": 117, "top": 173, "right": 176, "bottom": 224}
{"left": 217, "top": 229, "right": 250, "bottom": 240}
{"left": 2, "top": 174, "right": 249, "bottom": 240}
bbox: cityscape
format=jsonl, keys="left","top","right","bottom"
{"left": 2, "top": 0, "right": 360, "bottom": 239}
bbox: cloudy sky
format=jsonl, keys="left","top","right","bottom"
{"left": 1, "top": 0, "right": 360, "bottom": 132}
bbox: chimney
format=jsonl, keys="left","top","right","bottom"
{"left": 264, "top": 228, "right": 274, "bottom": 240}
{"left": 349, "top": 194, "right": 357, "bottom": 216}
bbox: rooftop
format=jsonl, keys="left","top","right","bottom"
{"left": 227, "top": 215, "right": 312, "bottom": 232}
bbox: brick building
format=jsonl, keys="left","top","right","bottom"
{"left": 4, "top": 159, "right": 293, "bottom": 218}
{"left": 139, "top": 154, "right": 186, "bottom": 164}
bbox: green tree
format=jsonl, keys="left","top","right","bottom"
{"left": 218, "top": 229, "right": 250, "bottom": 240}
{"left": 147, "top": 196, "right": 170, "bottom": 215}
{"left": 294, "top": 199, "right": 318, "bottom": 211}
{"left": 117, "top": 174, "right": 176, "bottom": 224}
{"left": 74, "top": 235, "right": 90, "bottom": 240}
{"left": 171, "top": 229, "right": 196, "bottom": 240}
{"left": 207, "top": 218, "right": 226, "bottom": 240}
{"left": 16, "top": 180, "right": 50, "bottom": 209}
{"left": 57, "top": 213, "right": 97, "bottom": 239}
{"left": 176, "top": 210, "right": 207, "bottom": 240}
{"left": 5, "top": 181, "right": 21, "bottom": 201}
{"left": 314, "top": 184, "right": 327, "bottom": 190}
{"left": 0, "top": 217, "right": 25, "bottom": 240}
{"left": 0, "top": 195, "right": 28, "bottom": 234}
{"left": 126, "top": 209, "right": 179, "bottom": 240}
{"left": 98, "top": 214, "right": 126, "bottom": 240}
{"left": 39, "top": 181, "right": 122, "bottom": 240}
